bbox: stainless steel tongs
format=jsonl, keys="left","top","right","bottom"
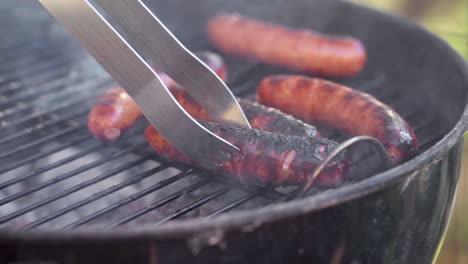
{"left": 39, "top": 0, "right": 251, "bottom": 167}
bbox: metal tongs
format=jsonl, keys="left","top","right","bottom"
{"left": 39, "top": 0, "right": 251, "bottom": 167}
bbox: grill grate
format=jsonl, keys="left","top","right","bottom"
{"left": 0, "top": 34, "right": 443, "bottom": 230}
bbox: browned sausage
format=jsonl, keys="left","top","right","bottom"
{"left": 256, "top": 75, "right": 419, "bottom": 165}
{"left": 145, "top": 121, "right": 348, "bottom": 186}
{"left": 169, "top": 89, "right": 321, "bottom": 138}
{"left": 87, "top": 86, "right": 141, "bottom": 141}
{"left": 206, "top": 13, "right": 367, "bottom": 77}
{"left": 87, "top": 51, "right": 228, "bottom": 141}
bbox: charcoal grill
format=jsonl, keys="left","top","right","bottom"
{"left": 0, "top": 0, "right": 467, "bottom": 263}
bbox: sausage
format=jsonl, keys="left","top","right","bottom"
{"left": 169, "top": 89, "right": 321, "bottom": 138}
{"left": 256, "top": 75, "right": 419, "bottom": 165}
{"left": 206, "top": 13, "right": 367, "bottom": 77}
{"left": 88, "top": 51, "right": 228, "bottom": 141}
{"left": 240, "top": 99, "right": 321, "bottom": 137}
{"left": 87, "top": 86, "right": 142, "bottom": 141}
{"left": 145, "top": 121, "right": 348, "bottom": 186}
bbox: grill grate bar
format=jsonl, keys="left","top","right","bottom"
{"left": 0, "top": 78, "right": 94, "bottom": 122}
{"left": 62, "top": 168, "right": 194, "bottom": 229}
{"left": 0, "top": 75, "right": 88, "bottom": 108}
{"left": 205, "top": 191, "right": 260, "bottom": 218}
{"left": 0, "top": 78, "right": 111, "bottom": 131}
{"left": 0, "top": 141, "right": 147, "bottom": 207}
{"left": 0, "top": 34, "right": 74, "bottom": 50}
{"left": 0, "top": 135, "right": 91, "bottom": 175}
{"left": 0, "top": 95, "right": 86, "bottom": 130}
{"left": 0, "top": 59, "right": 91, "bottom": 98}
{"left": 0, "top": 70, "right": 97, "bottom": 102}
{"left": 108, "top": 179, "right": 212, "bottom": 228}
{"left": 0, "top": 37, "right": 36, "bottom": 53}
{"left": 0, "top": 103, "right": 36, "bottom": 120}
{"left": 0, "top": 71, "right": 73, "bottom": 102}
{"left": 271, "top": 189, "right": 301, "bottom": 204}
{"left": 0, "top": 44, "right": 77, "bottom": 74}
{"left": 0, "top": 50, "right": 78, "bottom": 86}
{"left": 22, "top": 161, "right": 169, "bottom": 229}
{"left": 0, "top": 126, "right": 81, "bottom": 160}
{"left": 0, "top": 140, "right": 104, "bottom": 190}
{"left": 0, "top": 39, "right": 76, "bottom": 66}
{"left": 0, "top": 126, "right": 142, "bottom": 188}
{"left": 9, "top": 157, "right": 152, "bottom": 229}
{"left": 0, "top": 109, "right": 88, "bottom": 145}
{"left": 154, "top": 187, "right": 231, "bottom": 226}
{"left": 214, "top": 177, "right": 286, "bottom": 201}
{"left": 0, "top": 65, "right": 74, "bottom": 95}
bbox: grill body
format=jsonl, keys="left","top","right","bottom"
{"left": 0, "top": 0, "right": 467, "bottom": 263}
{"left": 1, "top": 147, "right": 463, "bottom": 264}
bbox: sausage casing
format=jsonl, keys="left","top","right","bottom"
{"left": 206, "top": 13, "right": 367, "bottom": 77}
{"left": 146, "top": 121, "right": 347, "bottom": 186}
{"left": 257, "top": 75, "right": 419, "bottom": 165}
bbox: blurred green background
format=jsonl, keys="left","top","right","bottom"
{"left": 352, "top": 0, "right": 467, "bottom": 263}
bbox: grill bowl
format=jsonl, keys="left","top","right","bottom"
{"left": 1, "top": 0, "right": 467, "bottom": 263}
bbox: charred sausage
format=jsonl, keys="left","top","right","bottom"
{"left": 169, "top": 89, "right": 321, "bottom": 138}
{"left": 145, "top": 121, "right": 348, "bottom": 186}
{"left": 256, "top": 75, "right": 419, "bottom": 165}
{"left": 87, "top": 51, "right": 228, "bottom": 141}
{"left": 206, "top": 13, "right": 367, "bottom": 77}
{"left": 240, "top": 99, "right": 321, "bottom": 137}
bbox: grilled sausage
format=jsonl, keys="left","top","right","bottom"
{"left": 169, "top": 89, "right": 321, "bottom": 138}
{"left": 88, "top": 51, "right": 228, "bottom": 141}
{"left": 146, "top": 121, "right": 348, "bottom": 186}
{"left": 206, "top": 13, "right": 367, "bottom": 77}
{"left": 241, "top": 99, "right": 322, "bottom": 137}
{"left": 87, "top": 86, "right": 141, "bottom": 141}
{"left": 256, "top": 75, "right": 419, "bottom": 165}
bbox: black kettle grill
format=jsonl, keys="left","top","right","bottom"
{"left": 0, "top": 0, "right": 467, "bottom": 263}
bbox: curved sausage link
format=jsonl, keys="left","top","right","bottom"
{"left": 256, "top": 75, "right": 419, "bottom": 165}
{"left": 206, "top": 13, "right": 367, "bottom": 77}
{"left": 146, "top": 121, "right": 348, "bottom": 186}
{"left": 87, "top": 51, "right": 228, "bottom": 141}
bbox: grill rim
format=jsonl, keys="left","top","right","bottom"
{"left": 0, "top": 0, "right": 467, "bottom": 241}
